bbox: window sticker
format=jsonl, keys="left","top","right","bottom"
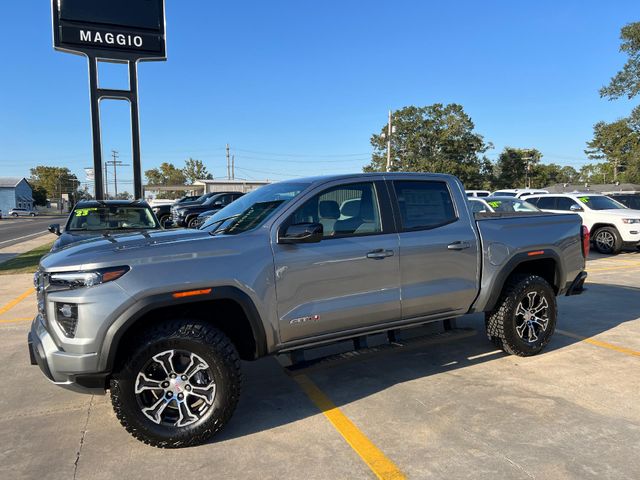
{"left": 578, "top": 196, "right": 590, "bottom": 204}
{"left": 73, "top": 207, "right": 98, "bottom": 217}
{"left": 488, "top": 201, "right": 502, "bottom": 208}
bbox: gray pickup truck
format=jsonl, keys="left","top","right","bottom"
{"left": 29, "top": 173, "right": 588, "bottom": 448}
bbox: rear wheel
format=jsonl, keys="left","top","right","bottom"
{"left": 485, "top": 274, "right": 557, "bottom": 356}
{"left": 110, "top": 319, "right": 242, "bottom": 448}
{"left": 158, "top": 214, "right": 170, "bottom": 226}
{"left": 592, "top": 226, "right": 622, "bottom": 255}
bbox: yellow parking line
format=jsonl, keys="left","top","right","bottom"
{"left": 0, "top": 317, "right": 33, "bottom": 325}
{"left": 556, "top": 329, "right": 640, "bottom": 358}
{"left": 0, "top": 288, "right": 34, "bottom": 316}
{"left": 295, "top": 375, "right": 406, "bottom": 480}
{"left": 587, "top": 263, "right": 640, "bottom": 273}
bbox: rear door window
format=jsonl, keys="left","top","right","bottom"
{"left": 393, "top": 181, "right": 457, "bottom": 231}
{"left": 535, "top": 197, "right": 558, "bottom": 210}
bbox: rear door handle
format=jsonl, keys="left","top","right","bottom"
{"left": 447, "top": 241, "right": 471, "bottom": 251}
{"left": 366, "top": 249, "right": 395, "bottom": 259}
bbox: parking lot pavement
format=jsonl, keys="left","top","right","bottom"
{"left": 1, "top": 255, "right": 639, "bottom": 480}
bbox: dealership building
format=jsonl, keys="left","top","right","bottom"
{"left": 0, "top": 177, "right": 34, "bottom": 213}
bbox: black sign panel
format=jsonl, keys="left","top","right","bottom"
{"left": 52, "top": 0, "right": 166, "bottom": 60}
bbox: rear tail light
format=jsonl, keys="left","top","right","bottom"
{"left": 581, "top": 225, "right": 590, "bottom": 258}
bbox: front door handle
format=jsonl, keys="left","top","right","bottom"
{"left": 447, "top": 241, "right": 471, "bottom": 251}
{"left": 366, "top": 249, "right": 395, "bottom": 259}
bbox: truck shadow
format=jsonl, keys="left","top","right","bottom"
{"left": 214, "top": 282, "right": 640, "bottom": 443}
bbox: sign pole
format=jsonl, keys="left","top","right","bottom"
{"left": 87, "top": 55, "right": 105, "bottom": 200}
{"left": 129, "top": 61, "right": 143, "bottom": 200}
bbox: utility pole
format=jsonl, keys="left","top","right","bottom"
{"left": 111, "top": 150, "right": 119, "bottom": 197}
{"left": 231, "top": 155, "right": 235, "bottom": 180}
{"left": 522, "top": 150, "right": 534, "bottom": 188}
{"left": 226, "top": 144, "right": 231, "bottom": 179}
{"left": 104, "top": 163, "right": 109, "bottom": 199}
{"left": 386, "top": 110, "right": 392, "bottom": 172}
{"left": 105, "top": 150, "right": 130, "bottom": 199}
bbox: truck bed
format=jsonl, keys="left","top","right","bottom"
{"left": 470, "top": 212, "right": 585, "bottom": 313}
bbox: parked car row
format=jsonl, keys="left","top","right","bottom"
{"left": 169, "top": 191, "right": 244, "bottom": 228}
{"left": 466, "top": 189, "right": 640, "bottom": 255}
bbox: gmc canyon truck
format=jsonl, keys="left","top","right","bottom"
{"left": 29, "top": 173, "right": 588, "bottom": 448}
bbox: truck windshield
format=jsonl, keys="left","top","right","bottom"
{"left": 67, "top": 206, "right": 158, "bottom": 231}
{"left": 200, "top": 182, "right": 310, "bottom": 234}
{"left": 577, "top": 196, "right": 626, "bottom": 210}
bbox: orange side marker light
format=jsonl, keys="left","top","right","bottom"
{"left": 172, "top": 288, "right": 212, "bottom": 299}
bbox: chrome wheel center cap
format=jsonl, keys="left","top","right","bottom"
{"left": 168, "top": 377, "right": 186, "bottom": 395}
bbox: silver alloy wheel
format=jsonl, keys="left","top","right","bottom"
{"left": 595, "top": 230, "right": 615, "bottom": 252}
{"left": 135, "top": 349, "right": 216, "bottom": 427}
{"left": 514, "top": 291, "right": 549, "bottom": 343}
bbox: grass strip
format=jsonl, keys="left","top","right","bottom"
{"left": 0, "top": 242, "right": 53, "bottom": 275}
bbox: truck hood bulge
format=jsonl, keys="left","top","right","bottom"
{"left": 40, "top": 228, "right": 231, "bottom": 271}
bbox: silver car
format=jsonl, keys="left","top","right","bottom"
{"left": 9, "top": 208, "right": 37, "bottom": 217}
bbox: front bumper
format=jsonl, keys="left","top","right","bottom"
{"left": 28, "top": 315, "right": 105, "bottom": 394}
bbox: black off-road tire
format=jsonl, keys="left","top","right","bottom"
{"left": 485, "top": 274, "right": 557, "bottom": 357}
{"left": 110, "top": 320, "right": 242, "bottom": 448}
{"left": 158, "top": 214, "right": 170, "bottom": 226}
{"left": 592, "top": 226, "right": 622, "bottom": 255}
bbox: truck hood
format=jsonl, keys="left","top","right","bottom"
{"left": 40, "top": 228, "right": 230, "bottom": 271}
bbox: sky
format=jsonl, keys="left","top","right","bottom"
{"left": 1, "top": 1, "right": 639, "bottom": 192}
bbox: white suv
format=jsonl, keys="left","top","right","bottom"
{"left": 526, "top": 193, "right": 640, "bottom": 254}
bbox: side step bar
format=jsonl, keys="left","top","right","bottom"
{"left": 281, "top": 326, "right": 476, "bottom": 376}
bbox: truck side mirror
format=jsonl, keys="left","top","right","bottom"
{"left": 570, "top": 204, "right": 583, "bottom": 212}
{"left": 278, "top": 223, "right": 323, "bottom": 244}
{"left": 48, "top": 224, "right": 61, "bottom": 236}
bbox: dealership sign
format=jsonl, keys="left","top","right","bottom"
{"left": 51, "top": 0, "right": 167, "bottom": 200}
{"left": 52, "top": 0, "right": 166, "bottom": 61}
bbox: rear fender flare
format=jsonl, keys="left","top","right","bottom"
{"left": 481, "top": 250, "right": 563, "bottom": 313}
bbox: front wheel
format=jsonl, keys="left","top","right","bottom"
{"left": 187, "top": 216, "right": 200, "bottom": 228}
{"left": 485, "top": 274, "right": 557, "bottom": 356}
{"left": 110, "top": 320, "right": 242, "bottom": 448}
{"left": 30, "top": 213, "right": 36, "bottom": 217}
{"left": 12, "top": 213, "right": 18, "bottom": 217}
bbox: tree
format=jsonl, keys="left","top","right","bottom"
{"left": 493, "top": 148, "right": 542, "bottom": 188}
{"left": 529, "top": 163, "right": 579, "bottom": 188}
{"left": 585, "top": 119, "right": 639, "bottom": 182}
{"left": 183, "top": 158, "right": 213, "bottom": 184}
{"left": 115, "top": 191, "right": 133, "bottom": 200}
{"left": 600, "top": 22, "right": 640, "bottom": 102}
{"left": 364, "top": 104, "right": 493, "bottom": 188}
{"left": 144, "top": 162, "right": 187, "bottom": 199}
{"left": 588, "top": 21, "right": 640, "bottom": 183}
{"left": 579, "top": 163, "right": 614, "bottom": 184}
{"left": 31, "top": 185, "right": 48, "bottom": 206}
{"left": 29, "top": 166, "right": 80, "bottom": 203}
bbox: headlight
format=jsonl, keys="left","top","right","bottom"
{"left": 622, "top": 218, "right": 640, "bottom": 224}
{"left": 49, "top": 266, "right": 130, "bottom": 289}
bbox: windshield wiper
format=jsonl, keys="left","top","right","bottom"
{"left": 207, "top": 214, "right": 240, "bottom": 235}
